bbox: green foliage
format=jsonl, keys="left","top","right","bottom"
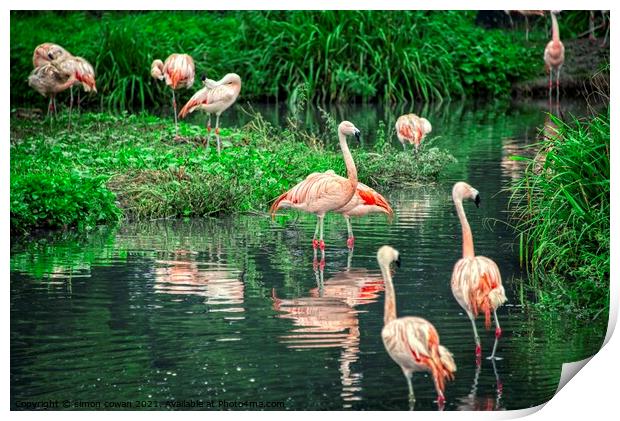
{"left": 11, "top": 112, "right": 455, "bottom": 232}
{"left": 11, "top": 10, "right": 543, "bottom": 110}
{"left": 509, "top": 110, "right": 610, "bottom": 319}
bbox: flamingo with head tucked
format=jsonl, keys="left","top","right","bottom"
{"left": 32, "top": 43, "right": 71, "bottom": 68}
{"left": 395, "top": 114, "right": 432, "bottom": 153}
{"left": 53, "top": 55, "right": 97, "bottom": 123}
{"left": 178, "top": 73, "right": 241, "bottom": 154}
{"left": 151, "top": 54, "right": 195, "bottom": 137}
{"left": 450, "top": 182, "right": 507, "bottom": 362}
{"left": 377, "top": 245, "right": 456, "bottom": 409}
{"left": 270, "top": 121, "right": 360, "bottom": 257}
{"left": 28, "top": 62, "right": 76, "bottom": 119}
{"left": 544, "top": 11, "right": 565, "bottom": 104}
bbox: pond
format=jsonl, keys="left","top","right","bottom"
{"left": 10, "top": 99, "right": 606, "bottom": 410}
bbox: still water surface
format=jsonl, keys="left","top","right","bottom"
{"left": 11, "top": 100, "right": 606, "bottom": 410}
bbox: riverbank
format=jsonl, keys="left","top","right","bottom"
{"left": 509, "top": 109, "right": 610, "bottom": 320}
{"left": 10, "top": 112, "right": 455, "bottom": 233}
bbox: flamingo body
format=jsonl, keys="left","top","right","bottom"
{"left": 178, "top": 73, "right": 241, "bottom": 118}
{"left": 544, "top": 11, "right": 565, "bottom": 103}
{"left": 395, "top": 114, "right": 432, "bottom": 152}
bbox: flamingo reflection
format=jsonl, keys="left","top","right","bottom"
{"left": 154, "top": 252, "right": 244, "bottom": 316}
{"left": 456, "top": 359, "right": 504, "bottom": 411}
{"left": 272, "top": 254, "right": 384, "bottom": 407}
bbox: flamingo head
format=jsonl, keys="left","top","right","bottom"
{"left": 377, "top": 246, "right": 401, "bottom": 270}
{"left": 221, "top": 73, "right": 242, "bottom": 87}
{"left": 453, "top": 182, "right": 481, "bottom": 207}
{"left": 338, "top": 121, "right": 361, "bottom": 142}
{"left": 551, "top": 10, "right": 562, "bottom": 15}
{"left": 420, "top": 117, "right": 432, "bottom": 135}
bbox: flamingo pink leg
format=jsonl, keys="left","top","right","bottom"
{"left": 172, "top": 90, "right": 179, "bottom": 137}
{"left": 345, "top": 216, "right": 355, "bottom": 249}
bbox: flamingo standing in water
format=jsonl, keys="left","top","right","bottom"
{"left": 334, "top": 181, "right": 393, "bottom": 249}
{"left": 544, "top": 11, "right": 565, "bottom": 104}
{"left": 178, "top": 73, "right": 242, "bottom": 154}
{"left": 270, "top": 121, "right": 360, "bottom": 256}
{"left": 450, "top": 182, "right": 507, "bottom": 361}
{"left": 151, "top": 54, "right": 195, "bottom": 137}
{"left": 395, "top": 114, "right": 432, "bottom": 153}
{"left": 377, "top": 245, "right": 456, "bottom": 408}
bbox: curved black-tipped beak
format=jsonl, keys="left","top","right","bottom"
{"left": 48, "top": 52, "right": 55, "bottom": 60}
{"left": 354, "top": 130, "right": 361, "bottom": 143}
{"left": 201, "top": 74, "right": 207, "bottom": 82}
{"left": 395, "top": 256, "right": 401, "bottom": 268}
{"left": 474, "top": 194, "right": 481, "bottom": 208}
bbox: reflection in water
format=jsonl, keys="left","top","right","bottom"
{"left": 272, "top": 252, "right": 384, "bottom": 408}
{"left": 457, "top": 361, "right": 504, "bottom": 411}
{"left": 154, "top": 252, "right": 245, "bottom": 317}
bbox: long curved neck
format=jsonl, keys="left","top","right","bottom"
{"left": 338, "top": 130, "right": 358, "bottom": 188}
{"left": 551, "top": 13, "right": 560, "bottom": 43}
{"left": 454, "top": 196, "right": 475, "bottom": 259}
{"left": 379, "top": 263, "right": 397, "bottom": 325}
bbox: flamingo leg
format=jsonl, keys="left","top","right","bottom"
{"left": 77, "top": 90, "right": 81, "bottom": 115}
{"left": 205, "top": 113, "right": 212, "bottom": 148}
{"left": 433, "top": 375, "right": 446, "bottom": 409}
{"left": 312, "top": 218, "right": 320, "bottom": 250}
{"left": 468, "top": 313, "right": 482, "bottom": 358}
{"left": 69, "top": 86, "right": 73, "bottom": 129}
{"left": 525, "top": 16, "right": 529, "bottom": 41}
{"left": 487, "top": 309, "right": 503, "bottom": 360}
{"left": 215, "top": 114, "right": 221, "bottom": 155}
{"left": 172, "top": 90, "right": 179, "bottom": 137}
{"left": 47, "top": 97, "right": 53, "bottom": 119}
{"left": 402, "top": 142, "right": 406, "bottom": 151}
{"left": 53, "top": 97, "right": 58, "bottom": 117}
{"left": 548, "top": 70, "right": 553, "bottom": 103}
{"left": 556, "top": 67, "right": 561, "bottom": 104}
{"left": 345, "top": 216, "right": 355, "bottom": 249}
{"left": 404, "top": 371, "right": 415, "bottom": 403}
{"left": 319, "top": 215, "right": 326, "bottom": 257}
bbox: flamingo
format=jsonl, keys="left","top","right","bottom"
{"left": 395, "top": 114, "right": 432, "bottom": 153}
{"left": 334, "top": 180, "right": 393, "bottom": 249}
{"left": 151, "top": 54, "right": 196, "bottom": 137}
{"left": 377, "top": 245, "right": 456, "bottom": 408}
{"left": 53, "top": 55, "right": 97, "bottom": 123}
{"left": 178, "top": 73, "right": 242, "bottom": 154}
{"left": 270, "top": 121, "right": 360, "bottom": 256}
{"left": 544, "top": 11, "right": 565, "bottom": 105}
{"left": 450, "top": 182, "right": 507, "bottom": 361}
{"left": 28, "top": 62, "right": 76, "bottom": 119}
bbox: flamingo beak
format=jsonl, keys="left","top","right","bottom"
{"left": 354, "top": 130, "right": 361, "bottom": 143}
{"left": 395, "top": 256, "right": 401, "bottom": 268}
{"left": 474, "top": 194, "right": 481, "bottom": 208}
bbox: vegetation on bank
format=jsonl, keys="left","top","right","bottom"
{"left": 509, "top": 110, "right": 610, "bottom": 319}
{"left": 11, "top": 10, "right": 551, "bottom": 110}
{"left": 10, "top": 112, "right": 455, "bottom": 233}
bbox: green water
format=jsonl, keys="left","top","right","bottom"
{"left": 10, "top": 100, "right": 606, "bottom": 410}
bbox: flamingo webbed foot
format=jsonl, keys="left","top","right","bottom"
{"left": 486, "top": 355, "right": 503, "bottom": 361}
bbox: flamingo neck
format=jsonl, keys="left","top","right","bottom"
{"left": 454, "top": 196, "right": 475, "bottom": 259}
{"left": 338, "top": 130, "right": 358, "bottom": 188}
{"left": 380, "top": 263, "right": 397, "bottom": 325}
{"left": 551, "top": 13, "right": 560, "bottom": 43}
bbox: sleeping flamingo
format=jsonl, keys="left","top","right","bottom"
{"left": 32, "top": 43, "right": 70, "bottom": 68}
{"left": 270, "top": 121, "right": 360, "bottom": 256}
{"left": 334, "top": 181, "right": 393, "bottom": 249}
{"left": 395, "top": 114, "right": 432, "bottom": 153}
{"left": 53, "top": 55, "right": 97, "bottom": 123}
{"left": 544, "top": 11, "right": 565, "bottom": 104}
{"left": 377, "top": 245, "right": 456, "bottom": 409}
{"left": 151, "top": 54, "right": 195, "bottom": 137}
{"left": 450, "top": 182, "right": 507, "bottom": 361}
{"left": 178, "top": 73, "right": 241, "bottom": 154}
{"left": 28, "top": 62, "right": 76, "bottom": 119}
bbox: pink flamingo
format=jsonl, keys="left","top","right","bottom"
{"left": 334, "top": 180, "right": 393, "bottom": 249}
{"left": 544, "top": 11, "right": 565, "bottom": 104}
{"left": 395, "top": 114, "right": 432, "bottom": 153}
{"left": 450, "top": 182, "right": 507, "bottom": 361}
{"left": 178, "top": 73, "right": 242, "bottom": 154}
{"left": 53, "top": 55, "right": 97, "bottom": 123}
{"left": 270, "top": 121, "right": 360, "bottom": 255}
{"left": 377, "top": 245, "right": 456, "bottom": 408}
{"left": 28, "top": 62, "right": 76, "bottom": 119}
{"left": 151, "top": 54, "right": 195, "bottom": 137}
{"left": 505, "top": 10, "right": 545, "bottom": 41}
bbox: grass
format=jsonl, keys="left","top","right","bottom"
{"left": 11, "top": 10, "right": 545, "bottom": 110}
{"left": 508, "top": 110, "right": 610, "bottom": 320}
{"left": 10, "top": 111, "right": 455, "bottom": 233}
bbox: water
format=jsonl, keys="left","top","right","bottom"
{"left": 11, "top": 100, "right": 606, "bottom": 410}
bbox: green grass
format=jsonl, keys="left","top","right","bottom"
{"left": 10, "top": 111, "right": 455, "bottom": 233}
{"left": 509, "top": 110, "right": 610, "bottom": 319}
{"left": 11, "top": 10, "right": 544, "bottom": 110}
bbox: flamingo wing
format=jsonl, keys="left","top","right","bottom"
{"left": 164, "top": 54, "right": 195, "bottom": 89}
{"left": 178, "top": 86, "right": 210, "bottom": 118}
{"left": 270, "top": 172, "right": 350, "bottom": 215}
{"left": 355, "top": 183, "right": 393, "bottom": 216}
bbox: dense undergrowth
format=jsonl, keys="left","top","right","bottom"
{"left": 11, "top": 10, "right": 551, "bottom": 110}
{"left": 10, "top": 112, "right": 455, "bottom": 233}
{"left": 509, "top": 110, "right": 610, "bottom": 320}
